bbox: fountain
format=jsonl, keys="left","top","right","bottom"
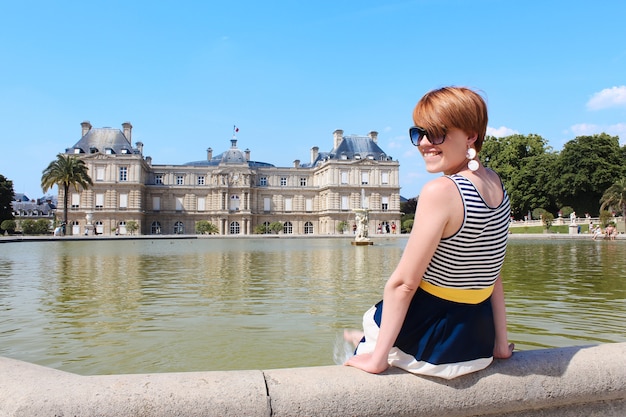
{"left": 352, "top": 189, "right": 373, "bottom": 246}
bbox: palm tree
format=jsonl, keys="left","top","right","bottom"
{"left": 600, "top": 177, "right": 626, "bottom": 224}
{"left": 41, "top": 154, "right": 93, "bottom": 235}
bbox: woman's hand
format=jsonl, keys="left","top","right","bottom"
{"left": 344, "top": 352, "right": 389, "bottom": 374}
{"left": 493, "top": 342, "right": 515, "bottom": 359}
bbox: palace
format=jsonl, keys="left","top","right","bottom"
{"left": 62, "top": 121, "right": 402, "bottom": 236}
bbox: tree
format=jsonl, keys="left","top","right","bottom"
{"left": 41, "top": 154, "right": 93, "bottom": 234}
{"left": 0, "top": 174, "right": 15, "bottom": 226}
{"left": 126, "top": 220, "right": 139, "bottom": 235}
{"left": 1, "top": 219, "right": 16, "bottom": 234}
{"left": 196, "top": 220, "right": 219, "bottom": 235}
{"left": 336, "top": 221, "right": 348, "bottom": 234}
{"left": 542, "top": 212, "right": 554, "bottom": 231}
{"left": 480, "top": 134, "right": 556, "bottom": 218}
{"left": 600, "top": 178, "right": 626, "bottom": 221}
{"left": 269, "top": 221, "right": 283, "bottom": 234}
{"left": 552, "top": 134, "right": 624, "bottom": 215}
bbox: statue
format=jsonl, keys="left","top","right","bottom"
{"left": 570, "top": 211, "right": 576, "bottom": 225}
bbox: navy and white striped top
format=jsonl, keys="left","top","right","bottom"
{"left": 422, "top": 174, "right": 510, "bottom": 291}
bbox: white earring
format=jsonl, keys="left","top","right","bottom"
{"left": 466, "top": 147, "right": 479, "bottom": 171}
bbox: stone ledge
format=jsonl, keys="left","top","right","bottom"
{"left": 0, "top": 343, "right": 624, "bottom": 417}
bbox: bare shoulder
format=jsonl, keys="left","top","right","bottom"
{"left": 419, "top": 176, "right": 460, "bottom": 201}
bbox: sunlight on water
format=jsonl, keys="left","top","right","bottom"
{"left": 0, "top": 237, "right": 624, "bottom": 375}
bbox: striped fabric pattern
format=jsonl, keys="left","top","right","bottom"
{"left": 422, "top": 174, "right": 510, "bottom": 290}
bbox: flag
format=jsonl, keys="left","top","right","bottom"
{"left": 233, "top": 125, "right": 239, "bottom": 133}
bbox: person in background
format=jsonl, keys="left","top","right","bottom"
{"left": 345, "top": 86, "right": 514, "bottom": 379}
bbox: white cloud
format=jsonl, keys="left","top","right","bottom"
{"left": 569, "top": 122, "right": 626, "bottom": 142}
{"left": 586, "top": 86, "right": 626, "bottom": 110}
{"left": 487, "top": 126, "right": 518, "bottom": 138}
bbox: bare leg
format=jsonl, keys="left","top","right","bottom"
{"left": 343, "top": 329, "right": 364, "bottom": 348}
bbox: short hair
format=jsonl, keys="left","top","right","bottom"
{"left": 412, "top": 86, "right": 488, "bottom": 151}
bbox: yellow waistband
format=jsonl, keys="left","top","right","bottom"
{"left": 419, "top": 280, "right": 494, "bottom": 304}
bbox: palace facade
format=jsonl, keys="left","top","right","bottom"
{"left": 61, "top": 121, "right": 402, "bottom": 236}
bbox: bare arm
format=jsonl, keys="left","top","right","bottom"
{"left": 491, "top": 274, "right": 514, "bottom": 358}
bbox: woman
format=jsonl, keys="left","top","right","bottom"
{"left": 345, "top": 86, "right": 514, "bottom": 379}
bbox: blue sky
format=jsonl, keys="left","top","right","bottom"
{"left": 1, "top": 0, "right": 625, "bottom": 200}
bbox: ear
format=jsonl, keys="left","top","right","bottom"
{"left": 467, "top": 132, "right": 478, "bottom": 147}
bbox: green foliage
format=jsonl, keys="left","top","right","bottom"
{"left": 1, "top": 219, "right": 16, "bottom": 234}
{"left": 196, "top": 220, "right": 218, "bottom": 235}
{"left": 254, "top": 224, "right": 268, "bottom": 234}
{"left": 0, "top": 174, "right": 15, "bottom": 224}
{"left": 126, "top": 220, "right": 139, "bottom": 235}
{"left": 337, "top": 221, "right": 348, "bottom": 233}
{"left": 552, "top": 134, "right": 624, "bottom": 215}
{"left": 600, "top": 178, "right": 626, "bottom": 217}
{"left": 599, "top": 210, "right": 613, "bottom": 227}
{"left": 41, "top": 154, "right": 93, "bottom": 230}
{"left": 531, "top": 208, "right": 546, "bottom": 220}
{"left": 559, "top": 206, "right": 574, "bottom": 218}
{"left": 269, "top": 221, "right": 283, "bottom": 234}
{"left": 21, "top": 219, "right": 51, "bottom": 235}
{"left": 542, "top": 212, "right": 554, "bottom": 230}
{"left": 402, "top": 218, "right": 414, "bottom": 233}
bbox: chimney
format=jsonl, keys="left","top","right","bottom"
{"left": 135, "top": 141, "right": 143, "bottom": 155}
{"left": 368, "top": 131, "right": 378, "bottom": 143}
{"left": 122, "top": 122, "right": 132, "bottom": 141}
{"left": 207, "top": 147, "right": 213, "bottom": 161}
{"left": 333, "top": 129, "right": 343, "bottom": 149}
{"left": 81, "top": 121, "right": 92, "bottom": 137}
{"left": 145, "top": 156, "right": 152, "bottom": 165}
{"left": 245, "top": 148, "right": 250, "bottom": 161}
{"left": 294, "top": 159, "right": 300, "bottom": 168}
{"left": 311, "top": 146, "right": 319, "bottom": 164}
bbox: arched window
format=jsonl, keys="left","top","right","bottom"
{"left": 229, "top": 221, "right": 240, "bottom": 234}
{"left": 304, "top": 221, "right": 314, "bottom": 234}
{"left": 95, "top": 221, "right": 104, "bottom": 235}
{"left": 283, "top": 221, "right": 293, "bottom": 234}
{"left": 117, "top": 221, "right": 126, "bottom": 235}
{"left": 174, "top": 221, "right": 185, "bottom": 234}
{"left": 263, "top": 221, "right": 271, "bottom": 234}
{"left": 151, "top": 221, "right": 161, "bottom": 235}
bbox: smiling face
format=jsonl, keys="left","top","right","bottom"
{"left": 412, "top": 87, "right": 488, "bottom": 174}
{"left": 419, "top": 127, "right": 474, "bottom": 175}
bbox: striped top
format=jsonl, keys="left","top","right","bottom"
{"left": 421, "top": 174, "right": 510, "bottom": 294}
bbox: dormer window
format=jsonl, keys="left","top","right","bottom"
{"left": 121, "top": 148, "right": 130, "bottom": 154}
{"left": 105, "top": 148, "right": 115, "bottom": 154}
{"left": 89, "top": 147, "right": 98, "bottom": 154}
{"left": 355, "top": 155, "right": 361, "bottom": 160}
{"left": 73, "top": 148, "right": 82, "bottom": 154}
{"left": 341, "top": 153, "right": 348, "bottom": 160}
{"left": 367, "top": 155, "right": 374, "bottom": 160}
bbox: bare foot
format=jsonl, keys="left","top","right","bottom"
{"left": 343, "top": 329, "right": 364, "bottom": 348}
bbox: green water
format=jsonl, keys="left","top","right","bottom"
{"left": 0, "top": 237, "right": 624, "bottom": 375}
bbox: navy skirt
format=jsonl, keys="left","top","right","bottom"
{"left": 355, "top": 287, "right": 495, "bottom": 379}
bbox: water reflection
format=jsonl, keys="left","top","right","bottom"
{"left": 0, "top": 237, "right": 624, "bottom": 375}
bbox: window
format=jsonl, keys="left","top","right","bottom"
{"left": 382, "top": 196, "right": 389, "bottom": 211}
{"left": 381, "top": 171, "right": 389, "bottom": 185}
{"left": 176, "top": 175, "right": 184, "bottom": 185}
{"left": 197, "top": 175, "right": 205, "bottom": 185}
{"left": 174, "top": 221, "right": 184, "bottom": 234}
{"left": 305, "top": 198, "right": 313, "bottom": 212}
{"left": 151, "top": 221, "right": 162, "bottom": 235}
{"left": 95, "top": 193, "right": 104, "bottom": 210}
{"left": 304, "top": 221, "right": 314, "bottom": 234}
{"left": 300, "top": 177, "right": 307, "bottom": 186}
{"left": 95, "top": 221, "right": 104, "bottom": 235}
{"left": 341, "top": 171, "right": 348, "bottom": 184}
{"left": 230, "top": 195, "right": 240, "bottom": 211}
{"left": 71, "top": 193, "right": 80, "bottom": 209}
{"left": 229, "top": 221, "right": 240, "bottom": 235}
{"left": 197, "top": 197, "right": 205, "bottom": 211}
{"left": 284, "top": 197, "right": 293, "bottom": 212}
{"left": 262, "top": 221, "right": 271, "bottom": 234}
{"left": 283, "top": 221, "right": 293, "bottom": 234}
{"left": 341, "top": 196, "right": 349, "bottom": 211}
{"left": 119, "top": 167, "right": 128, "bottom": 182}
{"left": 96, "top": 167, "right": 105, "bottom": 181}
{"left": 280, "top": 177, "right": 287, "bottom": 186}
{"left": 263, "top": 197, "right": 271, "bottom": 212}
{"left": 153, "top": 196, "right": 161, "bottom": 211}
{"left": 119, "top": 193, "right": 128, "bottom": 209}
{"left": 155, "top": 174, "right": 163, "bottom": 184}
{"left": 260, "top": 176, "right": 268, "bottom": 186}
{"left": 117, "top": 221, "right": 126, "bottom": 235}
{"left": 361, "top": 171, "right": 369, "bottom": 185}
{"left": 176, "top": 196, "right": 184, "bottom": 211}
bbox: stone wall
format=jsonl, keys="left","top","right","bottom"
{"left": 1, "top": 343, "right": 624, "bottom": 416}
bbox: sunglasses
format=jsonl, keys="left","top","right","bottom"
{"left": 409, "top": 126, "right": 446, "bottom": 146}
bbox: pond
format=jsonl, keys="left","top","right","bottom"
{"left": 0, "top": 236, "right": 624, "bottom": 375}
